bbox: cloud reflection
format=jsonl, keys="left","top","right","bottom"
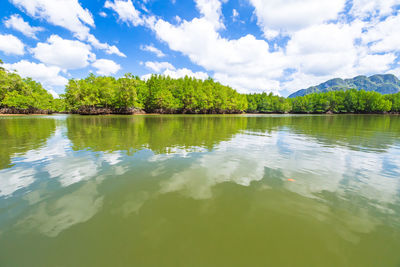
{"left": 18, "top": 181, "right": 103, "bottom": 237}
{"left": 158, "top": 130, "right": 400, "bottom": 210}
{"left": 0, "top": 168, "right": 35, "bottom": 197}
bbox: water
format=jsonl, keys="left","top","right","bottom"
{"left": 0, "top": 114, "right": 400, "bottom": 266}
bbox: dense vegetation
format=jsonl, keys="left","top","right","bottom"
{"left": 251, "top": 89, "right": 400, "bottom": 113}
{"left": 64, "top": 74, "right": 248, "bottom": 114}
{"left": 0, "top": 60, "right": 58, "bottom": 113}
{"left": 247, "top": 93, "right": 291, "bottom": 113}
{"left": 1, "top": 58, "right": 400, "bottom": 114}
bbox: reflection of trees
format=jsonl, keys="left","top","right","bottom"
{"left": 68, "top": 115, "right": 400, "bottom": 154}
{"left": 245, "top": 115, "right": 400, "bottom": 151}
{"left": 0, "top": 118, "right": 56, "bottom": 169}
{"left": 1, "top": 115, "right": 396, "bottom": 170}
{"left": 67, "top": 115, "right": 248, "bottom": 154}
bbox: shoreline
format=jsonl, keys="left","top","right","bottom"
{"left": 1, "top": 112, "right": 399, "bottom": 116}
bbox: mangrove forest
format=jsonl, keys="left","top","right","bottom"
{"left": 1, "top": 61, "right": 400, "bottom": 115}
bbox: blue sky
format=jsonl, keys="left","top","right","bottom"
{"left": 0, "top": 0, "right": 400, "bottom": 97}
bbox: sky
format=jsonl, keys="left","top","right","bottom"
{"left": 0, "top": 0, "right": 400, "bottom": 97}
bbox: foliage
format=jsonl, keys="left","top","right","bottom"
{"left": 290, "top": 89, "right": 394, "bottom": 113}
{"left": 247, "top": 92, "right": 291, "bottom": 113}
{"left": 0, "top": 61, "right": 58, "bottom": 112}
{"left": 2, "top": 58, "right": 400, "bottom": 114}
{"left": 64, "top": 74, "right": 248, "bottom": 113}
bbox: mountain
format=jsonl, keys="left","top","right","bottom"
{"left": 288, "top": 74, "right": 400, "bottom": 98}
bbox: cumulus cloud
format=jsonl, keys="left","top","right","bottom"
{"left": 10, "top": 0, "right": 125, "bottom": 57}
{"left": 7, "top": 0, "right": 400, "bottom": 95}
{"left": 10, "top": 0, "right": 93, "bottom": 38}
{"left": 142, "top": 61, "right": 208, "bottom": 80}
{"left": 140, "top": 0, "right": 400, "bottom": 93}
{"left": 144, "top": 61, "right": 175, "bottom": 72}
{"left": 163, "top": 68, "right": 208, "bottom": 80}
{"left": 147, "top": 1, "right": 287, "bottom": 93}
{"left": 140, "top": 44, "right": 166, "bottom": 58}
{"left": 105, "top": 0, "right": 144, "bottom": 26}
{"left": 3, "top": 60, "right": 68, "bottom": 87}
{"left": 194, "top": 0, "right": 225, "bottom": 30}
{"left": 362, "top": 14, "right": 400, "bottom": 53}
{"left": 92, "top": 59, "right": 121, "bottom": 75}
{"left": 4, "top": 14, "right": 44, "bottom": 39}
{"left": 0, "top": 34, "right": 25, "bottom": 55}
{"left": 285, "top": 23, "right": 360, "bottom": 76}
{"left": 31, "top": 35, "right": 95, "bottom": 70}
{"left": 248, "top": 0, "right": 346, "bottom": 39}
{"left": 350, "top": 0, "right": 400, "bottom": 19}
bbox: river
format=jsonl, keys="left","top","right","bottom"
{"left": 0, "top": 114, "right": 400, "bottom": 266}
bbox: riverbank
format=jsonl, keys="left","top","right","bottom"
{"left": 0, "top": 107, "right": 53, "bottom": 115}
{"left": 1, "top": 111, "right": 399, "bottom": 116}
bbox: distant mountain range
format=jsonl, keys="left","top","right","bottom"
{"left": 288, "top": 74, "right": 400, "bottom": 98}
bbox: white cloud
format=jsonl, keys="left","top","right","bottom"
{"left": 362, "top": 15, "right": 400, "bottom": 53}
{"left": 148, "top": 11, "right": 287, "bottom": 92}
{"left": 144, "top": 61, "right": 175, "bottom": 72}
{"left": 248, "top": 0, "right": 346, "bottom": 38}
{"left": 92, "top": 59, "right": 121, "bottom": 75}
{"left": 99, "top": 11, "right": 107, "bottom": 18}
{"left": 48, "top": 89, "right": 60, "bottom": 98}
{"left": 105, "top": 0, "right": 144, "bottom": 26}
{"left": 10, "top": 0, "right": 94, "bottom": 39}
{"left": 4, "top": 14, "right": 44, "bottom": 39}
{"left": 142, "top": 61, "right": 208, "bottom": 80}
{"left": 86, "top": 34, "right": 126, "bottom": 57}
{"left": 140, "top": 44, "right": 166, "bottom": 57}
{"left": 163, "top": 68, "right": 208, "bottom": 80}
{"left": 214, "top": 73, "right": 281, "bottom": 94}
{"left": 4, "top": 60, "right": 68, "bottom": 87}
{"left": 31, "top": 35, "right": 95, "bottom": 70}
{"left": 232, "top": 9, "right": 239, "bottom": 21}
{"left": 285, "top": 23, "right": 360, "bottom": 76}
{"left": 10, "top": 0, "right": 125, "bottom": 57}
{"left": 351, "top": 0, "right": 400, "bottom": 18}
{"left": 356, "top": 53, "right": 396, "bottom": 74}
{"left": 195, "top": 0, "right": 225, "bottom": 30}
{"left": 141, "top": 0, "right": 400, "bottom": 93}
{"left": 7, "top": 0, "right": 399, "bottom": 95}
{"left": 0, "top": 34, "right": 25, "bottom": 55}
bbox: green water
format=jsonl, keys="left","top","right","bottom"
{"left": 0, "top": 114, "right": 400, "bottom": 267}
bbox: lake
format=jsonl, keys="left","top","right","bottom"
{"left": 0, "top": 114, "right": 400, "bottom": 266}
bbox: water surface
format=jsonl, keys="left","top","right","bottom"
{"left": 1, "top": 114, "right": 400, "bottom": 266}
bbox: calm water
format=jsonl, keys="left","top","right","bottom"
{"left": 1, "top": 114, "right": 400, "bottom": 266}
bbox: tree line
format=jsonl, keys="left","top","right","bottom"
{"left": 248, "top": 89, "right": 400, "bottom": 113}
{"left": 64, "top": 73, "right": 400, "bottom": 114}
{"left": 1, "top": 62, "right": 400, "bottom": 114}
{"left": 64, "top": 74, "right": 248, "bottom": 114}
{"left": 0, "top": 60, "right": 63, "bottom": 113}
